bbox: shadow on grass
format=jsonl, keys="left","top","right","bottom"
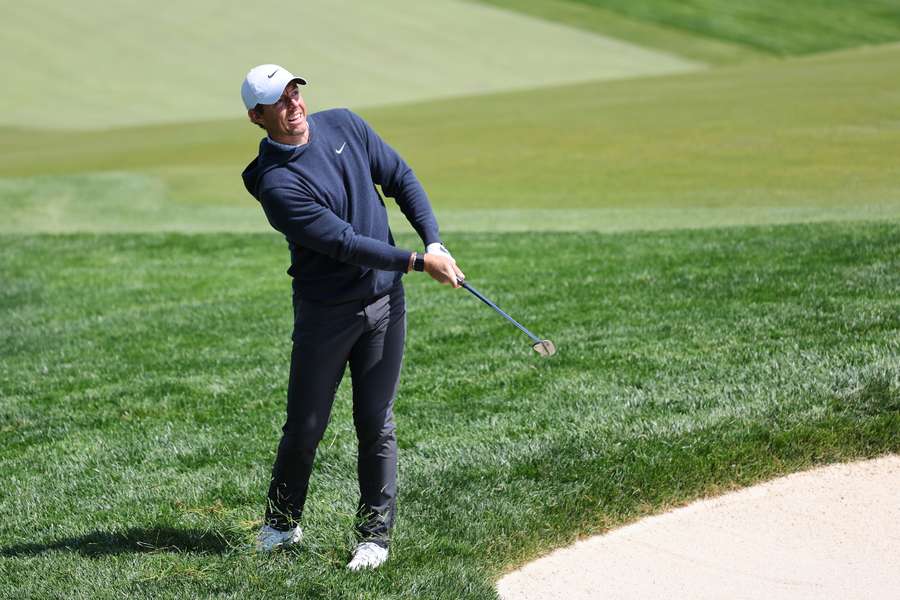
{"left": 0, "top": 527, "right": 239, "bottom": 557}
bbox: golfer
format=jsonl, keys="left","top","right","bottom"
{"left": 240, "top": 64, "right": 463, "bottom": 570}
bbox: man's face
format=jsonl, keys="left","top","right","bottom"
{"left": 249, "top": 82, "right": 309, "bottom": 144}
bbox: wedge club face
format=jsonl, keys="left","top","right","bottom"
{"left": 459, "top": 280, "right": 556, "bottom": 357}
{"left": 532, "top": 340, "right": 556, "bottom": 357}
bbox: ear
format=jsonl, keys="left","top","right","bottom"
{"left": 248, "top": 108, "right": 264, "bottom": 126}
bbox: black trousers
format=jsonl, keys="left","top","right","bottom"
{"left": 265, "top": 284, "right": 405, "bottom": 547}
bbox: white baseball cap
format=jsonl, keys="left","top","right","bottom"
{"left": 241, "top": 64, "right": 307, "bottom": 110}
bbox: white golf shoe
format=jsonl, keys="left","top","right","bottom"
{"left": 346, "top": 541, "right": 389, "bottom": 571}
{"left": 256, "top": 524, "right": 302, "bottom": 552}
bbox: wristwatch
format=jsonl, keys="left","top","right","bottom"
{"left": 413, "top": 252, "right": 425, "bottom": 272}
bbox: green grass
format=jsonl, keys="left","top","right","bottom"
{"left": 3, "top": 43, "right": 899, "bottom": 233}
{"left": 479, "top": 0, "right": 900, "bottom": 57}
{"left": 0, "top": 0, "right": 696, "bottom": 130}
{"left": 2, "top": 2, "right": 899, "bottom": 596}
{"left": 1, "top": 223, "right": 898, "bottom": 598}
{"left": 475, "top": 0, "right": 767, "bottom": 64}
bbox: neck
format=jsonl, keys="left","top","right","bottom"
{"left": 269, "top": 130, "right": 309, "bottom": 146}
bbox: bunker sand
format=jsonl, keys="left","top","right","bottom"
{"left": 497, "top": 455, "right": 900, "bottom": 600}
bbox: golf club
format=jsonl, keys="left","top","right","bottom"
{"left": 458, "top": 279, "right": 556, "bottom": 357}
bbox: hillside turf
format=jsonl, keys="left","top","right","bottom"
{"left": 478, "top": 0, "right": 900, "bottom": 58}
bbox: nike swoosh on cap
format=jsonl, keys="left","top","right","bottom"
{"left": 268, "top": 69, "right": 278, "bottom": 78}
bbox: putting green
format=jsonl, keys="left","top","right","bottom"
{"left": 2, "top": 0, "right": 697, "bottom": 130}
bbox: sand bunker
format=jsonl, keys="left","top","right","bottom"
{"left": 497, "top": 455, "right": 900, "bottom": 600}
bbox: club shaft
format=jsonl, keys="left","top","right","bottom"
{"left": 461, "top": 282, "right": 542, "bottom": 344}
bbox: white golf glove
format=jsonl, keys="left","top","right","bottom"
{"left": 426, "top": 242, "right": 455, "bottom": 263}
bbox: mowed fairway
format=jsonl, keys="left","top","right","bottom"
{"left": 1, "top": 1, "right": 900, "bottom": 598}
{"left": 2, "top": 44, "right": 900, "bottom": 233}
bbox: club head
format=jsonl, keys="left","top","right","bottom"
{"left": 532, "top": 340, "right": 556, "bottom": 357}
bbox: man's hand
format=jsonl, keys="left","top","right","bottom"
{"left": 423, "top": 253, "right": 465, "bottom": 288}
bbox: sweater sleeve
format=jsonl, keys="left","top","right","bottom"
{"left": 350, "top": 111, "right": 441, "bottom": 246}
{"left": 259, "top": 186, "right": 412, "bottom": 272}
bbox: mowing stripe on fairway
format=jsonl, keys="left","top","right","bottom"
{"left": 1, "top": 0, "right": 697, "bottom": 130}
{"left": 3, "top": 171, "right": 898, "bottom": 235}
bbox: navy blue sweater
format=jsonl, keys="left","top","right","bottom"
{"left": 242, "top": 109, "right": 440, "bottom": 304}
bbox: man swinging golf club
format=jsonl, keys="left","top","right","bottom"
{"left": 240, "top": 64, "right": 464, "bottom": 570}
